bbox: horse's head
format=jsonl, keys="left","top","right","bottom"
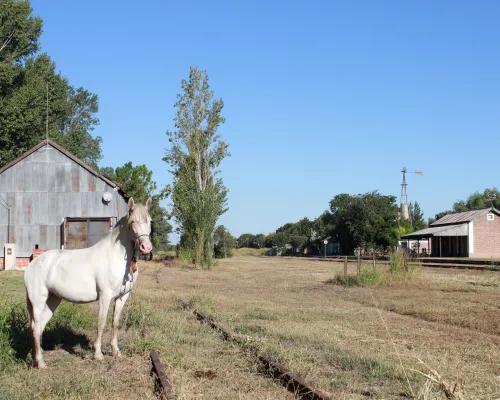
{"left": 127, "top": 197, "right": 153, "bottom": 256}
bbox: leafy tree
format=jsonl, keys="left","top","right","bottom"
{"left": 147, "top": 196, "right": 172, "bottom": 252}
{"left": 97, "top": 166, "right": 117, "bottom": 181}
{"left": 237, "top": 233, "right": 254, "bottom": 248}
{"left": 276, "top": 223, "right": 294, "bottom": 234}
{"left": 329, "top": 191, "right": 399, "bottom": 254}
{"left": 0, "top": 0, "right": 102, "bottom": 168}
{"left": 428, "top": 210, "right": 451, "bottom": 225}
{"left": 236, "top": 233, "right": 266, "bottom": 248}
{"left": 213, "top": 225, "right": 236, "bottom": 258}
{"left": 263, "top": 233, "right": 276, "bottom": 248}
{"left": 409, "top": 201, "right": 426, "bottom": 231}
{"left": 163, "top": 67, "right": 229, "bottom": 268}
{"left": 398, "top": 218, "right": 414, "bottom": 236}
{"left": 115, "top": 162, "right": 156, "bottom": 202}
{"left": 104, "top": 162, "right": 172, "bottom": 251}
{"left": 251, "top": 233, "right": 266, "bottom": 249}
{"left": 453, "top": 188, "right": 500, "bottom": 211}
{"left": 265, "top": 232, "right": 289, "bottom": 248}
{"left": 0, "top": 0, "right": 41, "bottom": 63}
{"left": 313, "top": 212, "right": 334, "bottom": 240}
{"left": 430, "top": 187, "right": 500, "bottom": 224}
{"left": 289, "top": 235, "right": 308, "bottom": 251}
{"left": 53, "top": 86, "right": 101, "bottom": 166}
{"left": 277, "top": 217, "right": 315, "bottom": 239}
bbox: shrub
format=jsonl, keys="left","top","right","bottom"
{"left": 0, "top": 300, "right": 30, "bottom": 371}
{"left": 214, "top": 244, "right": 233, "bottom": 259}
{"left": 328, "top": 268, "right": 382, "bottom": 287}
{"left": 328, "top": 251, "right": 421, "bottom": 287}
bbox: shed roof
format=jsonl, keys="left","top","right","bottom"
{"left": 401, "top": 223, "right": 468, "bottom": 239}
{"left": 0, "top": 139, "right": 129, "bottom": 198}
{"left": 431, "top": 208, "right": 499, "bottom": 226}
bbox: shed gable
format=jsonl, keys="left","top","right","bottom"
{"left": 0, "top": 142, "right": 129, "bottom": 258}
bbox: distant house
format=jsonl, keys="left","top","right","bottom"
{"left": 319, "top": 238, "right": 341, "bottom": 256}
{"left": 0, "top": 139, "right": 129, "bottom": 269}
{"left": 398, "top": 239, "right": 431, "bottom": 256}
{"left": 302, "top": 237, "right": 341, "bottom": 256}
{"left": 400, "top": 208, "right": 500, "bottom": 258}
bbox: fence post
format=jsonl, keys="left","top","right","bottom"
{"left": 372, "top": 253, "right": 376, "bottom": 269}
{"left": 403, "top": 251, "right": 408, "bottom": 273}
{"left": 357, "top": 250, "right": 361, "bottom": 275}
{"left": 344, "top": 256, "right": 347, "bottom": 277}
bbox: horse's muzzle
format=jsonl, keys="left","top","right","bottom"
{"left": 140, "top": 244, "right": 152, "bottom": 254}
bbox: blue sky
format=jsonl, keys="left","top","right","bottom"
{"left": 31, "top": 0, "right": 498, "bottom": 242}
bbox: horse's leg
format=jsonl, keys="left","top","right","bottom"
{"left": 111, "top": 292, "right": 130, "bottom": 358}
{"left": 29, "top": 294, "right": 48, "bottom": 368}
{"left": 30, "top": 293, "right": 61, "bottom": 368}
{"left": 94, "top": 294, "right": 112, "bottom": 360}
{"left": 40, "top": 294, "right": 62, "bottom": 333}
{"left": 26, "top": 292, "right": 37, "bottom": 367}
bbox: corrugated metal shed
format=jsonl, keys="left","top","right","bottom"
{"left": 431, "top": 208, "right": 499, "bottom": 226}
{"left": 401, "top": 223, "right": 468, "bottom": 239}
{"left": 0, "top": 139, "right": 129, "bottom": 257}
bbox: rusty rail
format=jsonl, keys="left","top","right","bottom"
{"left": 259, "top": 355, "right": 333, "bottom": 400}
{"left": 150, "top": 351, "right": 173, "bottom": 400}
{"left": 181, "top": 300, "right": 332, "bottom": 400}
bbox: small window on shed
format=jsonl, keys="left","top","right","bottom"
{"left": 487, "top": 213, "right": 494, "bottom": 221}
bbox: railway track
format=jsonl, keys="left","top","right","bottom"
{"left": 180, "top": 300, "right": 333, "bottom": 400}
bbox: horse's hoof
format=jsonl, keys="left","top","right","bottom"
{"left": 112, "top": 351, "right": 122, "bottom": 358}
{"left": 94, "top": 353, "right": 104, "bottom": 361}
{"left": 37, "top": 361, "right": 47, "bottom": 369}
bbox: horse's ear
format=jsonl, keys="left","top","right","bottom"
{"left": 128, "top": 197, "right": 135, "bottom": 210}
{"left": 145, "top": 197, "right": 152, "bottom": 209}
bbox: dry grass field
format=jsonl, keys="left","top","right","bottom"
{"left": 1, "top": 255, "right": 499, "bottom": 399}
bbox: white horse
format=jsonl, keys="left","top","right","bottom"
{"left": 24, "top": 197, "right": 153, "bottom": 368}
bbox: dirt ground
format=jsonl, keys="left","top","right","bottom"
{"left": 1, "top": 256, "right": 499, "bottom": 399}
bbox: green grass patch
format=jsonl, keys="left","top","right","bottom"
{"left": 328, "top": 267, "right": 383, "bottom": 287}
{"left": 48, "top": 302, "right": 95, "bottom": 331}
{"left": 325, "top": 346, "right": 420, "bottom": 396}
{"left": 326, "top": 347, "right": 408, "bottom": 381}
{"left": 329, "top": 252, "right": 421, "bottom": 287}
{"left": 183, "top": 294, "right": 215, "bottom": 315}
{"left": 0, "top": 300, "right": 30, "bottom": 371}
{"left": 233, "top": 247, "right": 271, "bottom": 257}
{"left": 122, "top": 335, "right": 166, "bottom": 355}
{"left": 242, "top": 308, "right": 279, "bottom": 321}
{"left": 125, "top": 299, "right": 164, "bottom": 330}
{"left": 233, "top": 323, "right": 267, "bottom": 336}
{"left": 0, "top": 271, "right": 25, "bottom": 302}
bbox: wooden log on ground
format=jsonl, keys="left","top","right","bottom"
{"left": 258, "top": 355, "right": 332, "bottom": 400}
{"left": 150, "top": 351, "right": 173, "bottom": 400}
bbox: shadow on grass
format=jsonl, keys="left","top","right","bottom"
{"left": 6, "top": 304, "right": 92, "bottom": 364}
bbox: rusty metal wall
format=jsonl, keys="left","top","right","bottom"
{"left": 0, "top": 144, "right": 129, "bottom": 257}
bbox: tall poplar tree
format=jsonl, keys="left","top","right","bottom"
{"left": 164, "top": 67, "right": 229, "bottom": 268}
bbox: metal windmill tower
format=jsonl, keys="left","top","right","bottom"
{"left": 400, "top": 167, "right": 424, "bottom": 223}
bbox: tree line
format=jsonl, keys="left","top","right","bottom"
{"left": 231, "top": 192, "right": 424, "bottom": 256}
{"left": 230, "top": 187, "right": 499, "bottom": 257}
{"left": 429, "top": 188, "right": 500, "bottom": 223}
